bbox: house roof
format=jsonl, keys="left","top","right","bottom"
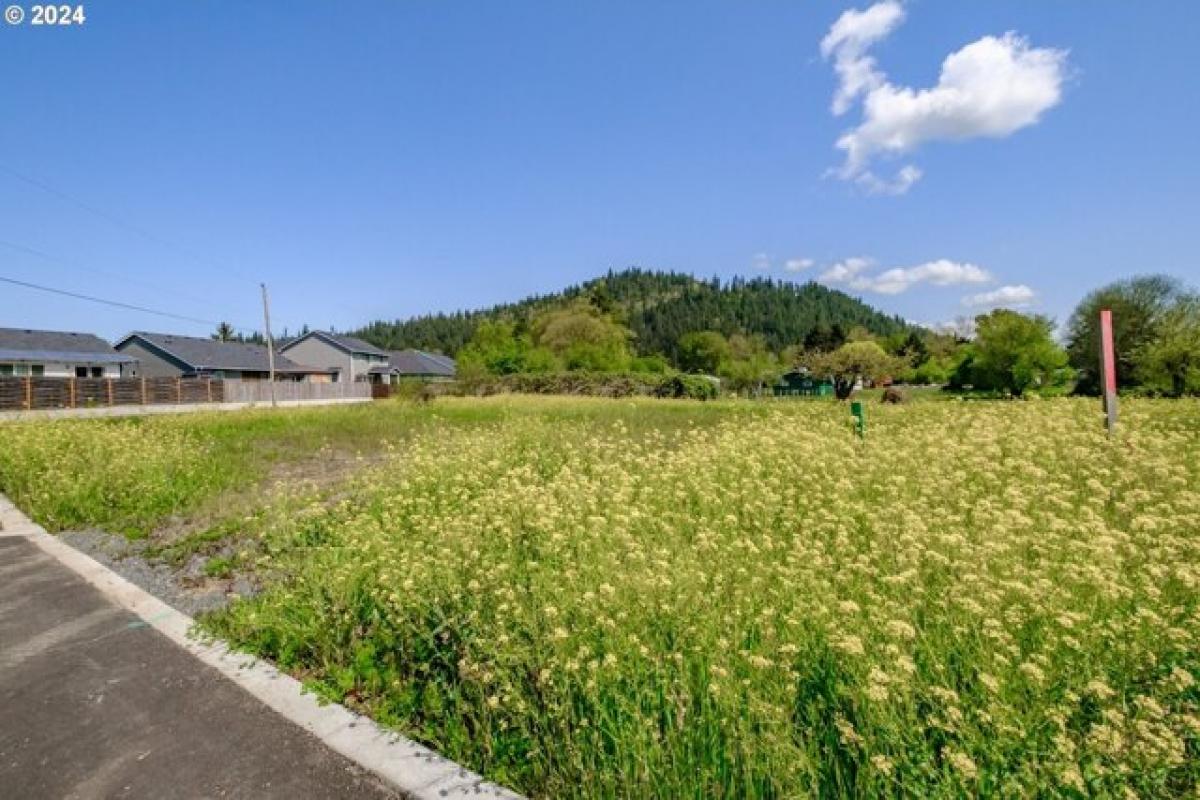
{"left": 388, "top": 349, "right": 457, "bottom": 377}
{"left": 0, "top": 327, "right": 135, "bottom": 364}
{"left": 115, "top": 332, "right": 332, "bottom": 374}
{"left": 280, "top": 331, "right": 388, "bottom": 357}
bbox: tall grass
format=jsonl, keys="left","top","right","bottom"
{"left": 192, "top": 397, "right": 1200, "bottom": 797}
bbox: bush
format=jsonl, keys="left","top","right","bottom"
{"left": 655, "top": 374, "right": 719, "bottom": 401}
{"left": 881, "top": 386, "right": 907, "bottom": 404}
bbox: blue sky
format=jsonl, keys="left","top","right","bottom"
{"left": 1, "top": 1, "right": 1197, "bottom": 341}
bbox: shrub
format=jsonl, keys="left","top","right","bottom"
{"left": 655, "top": 374, "right": 719, "bottom": 401}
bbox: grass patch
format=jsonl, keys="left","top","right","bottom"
{"left": 4, "top": 396, "right": 1198, "bottom": 797}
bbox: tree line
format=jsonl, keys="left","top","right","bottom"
{"left": 444, "top": 271, "right": 1198, "bottom": 399}
{"left": 219, "top": 269, "right": 1196, "bottom": 399}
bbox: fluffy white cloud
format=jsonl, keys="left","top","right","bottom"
{"left": 962, "top": 284, "right": 1035, "bottom": 308}
{"left": 752, "top": 253, "right": 771, "bottom": 271}
{"left": 820, "top": 258, "right": 992, "bottom": 295}
{"left": 822, "top": 3, "right": 1069, "bottom": 194}
{"left": 784, "top": 258, "right": 815, "bottom": 272}
{"left": 820, "top": 0, "right": 905, "bottom": 115}
{"left": 819, "top": 257, "right": 874, "bottom": 284}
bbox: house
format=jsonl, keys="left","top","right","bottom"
{"left": 774, "top": 368, "right": 835, "bottom": 397}
{"left": 0, "top": 327, "right": 137, "bottom": 378}
{"left": 277, "top": 331, "right": 390, "bottom": 383}
{"left": 113, "top": 331, "right": 334, "bottom": 381}
{"left": 386, "top": 349, "right": 456, "bottom": 381}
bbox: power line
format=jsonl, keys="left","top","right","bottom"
{"left": 0, "top": 237, "right": 221, "bottom": 308}
{"left": 0, "top": 274, "right": 256, "bottom": 331}
{"left": 0, "top": 165, "right": 175, "bottom": 250}
{"left": 0, "top": 164, "right": 247, "bottom": 287}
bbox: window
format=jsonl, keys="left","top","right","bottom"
{"left": 91, "top": 367, "right": 104, "bottom": 378}
{"left": 76, "top": 366, "right": 89, "bottom": 378}
{"left": 13, "top": 364, "right": 29, "bottom": 377}
{"left": 0, "top": 364, "right": 12, "bottom": 376}
{"left": 31, "top": 365, "right": 44, "bottom": 377}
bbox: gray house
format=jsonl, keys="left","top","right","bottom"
{"left": 114, "top": 332, "right": 334, "bottom": 381}
{"left": 387, "top": 349, "right": 456, "bottom": 381}
{"left": 278, "top": 331, "right": 390, "bottom": 383}
{"left": 0, "top": 327, "right": 136, "bottom": 378}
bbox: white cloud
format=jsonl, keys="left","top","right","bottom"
{"left": 962, "top": 284, "right": 1035, "bottom": 308}
{"left": 822, "top": 3, "right": 1069, "bottom": 194}
{"left": 819, "top": 256, "right": 874, "bottom": 284}
{"left": 820, "top": 0, "right": 906, "bottom": 115}
{"left": 856, "top": 164, "right": 923, "bottom": 195}
{"left": 821, "top": 257, "right": 991, "bottom": 295}
{"left": 752, "top": 252, "right": 771, "bottom": 271}
{"left": 784, "top": 258, "right": 815, "bottom": 272}
{"left": 931, "top": 316, "right": 978, "bottom": 339}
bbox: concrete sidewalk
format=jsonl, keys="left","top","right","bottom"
{"left": 0, "top": 396, "right": 371, "bottom": 423}
{"left": 0, "top": 536, "right": 400, "bottom": 799}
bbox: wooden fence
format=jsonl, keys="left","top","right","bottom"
{"left": 222, "top": 379, "right": 372, "bottom": 404}
{"left": 0, "top": 377, "right": 224, "bottom": 411}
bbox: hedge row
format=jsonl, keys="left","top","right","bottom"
{"left": 450, "top": 372, "right": 720, "bottom": 400}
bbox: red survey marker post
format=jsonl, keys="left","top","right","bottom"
{"left": 1099, "top": 308, "right": 1118, "bottom": 434}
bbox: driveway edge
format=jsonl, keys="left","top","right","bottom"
{"left": 0, "top": 493, "right": 522, "bottom": 800}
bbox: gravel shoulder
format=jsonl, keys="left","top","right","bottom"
{"left": 57, "top": 529, "right": 253, "bottom": 618}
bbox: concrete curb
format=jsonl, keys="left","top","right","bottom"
{"left": 0, "top": 397, "right": 372, "bottom": 423}
{"left": 0, "top": 494, "right": 522, "bottom": 800}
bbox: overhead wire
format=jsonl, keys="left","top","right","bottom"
{"left": 0, "top": 274, "right": 250, "bottom": 330}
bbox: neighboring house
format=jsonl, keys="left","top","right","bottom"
{"left": 0, "top": 327, "right": 136, "bottom": 378}
{"left": 278, "top": 331, "right": 390, "bottom": 383}
{"left": 774, "top": 368, "right": 835, "bottom": 397}
{"left": 113, "top": 331, "right": 334, "bottom": 381}
{"left": 386, "top": 349, "right": 456, "bottom": 381}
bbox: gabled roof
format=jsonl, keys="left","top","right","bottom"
{"left": 388, "top": 349, "right": 457, "bottom": 377}
{"left": 279, "top": 330, "right": 388, "bottom": 357}
{"left": 115, "top": 332, "right": 332, "bottom": 374}
{"left": 0, "top": 327, "right": 135, "bottom": 364}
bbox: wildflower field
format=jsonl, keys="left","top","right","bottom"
{"left": 2, "top": 397, "right": 1199, "bottom": 797}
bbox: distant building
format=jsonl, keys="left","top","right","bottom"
{"left": 278, "top": 331, "right": 391, "bottom": 383}
{"left": 774, "top": 368, "right": 834, "bottom": 397}
{"left": 0, "top": 327, "right": 136, "bottom": 378}
{"left": 386, "top": 349, "right": 456, "bottom": 381}
{"left": 113, "top": 332, "right": 333, "bottom": 381}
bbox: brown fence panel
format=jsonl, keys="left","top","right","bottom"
{"left": 75, "top": 378, "right": 110, "bottom": 407}
{"left": 178, "top": 379, "right": 210, "bottom": 403}
{"left": 29, "top": 378, "right": 71, "bottom": 409}
{"left": 144, "top": 377, "right": 178, "bottom": 404}
{"left": 371, "top": 383, "right": 391, "bottom": 399}
{"left": 0, "top": 378, "right": 28, "bottom": 411}
{"left": 110, "top": 379, "right": 143, "bottom": 405}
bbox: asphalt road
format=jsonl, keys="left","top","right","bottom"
{"left": 0, "top": 536, "right": 400, "bottom": 800}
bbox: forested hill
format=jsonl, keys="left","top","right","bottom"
{"left": 355, "top": 268, "right": 909, "bottom": 358}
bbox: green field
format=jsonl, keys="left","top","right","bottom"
{"left": 2, "top": 396, "right": 1198, "bottom": 797}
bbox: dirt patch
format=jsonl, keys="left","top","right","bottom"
{"left": 57, "top": 447, "right": 393, "bottom": 618}
{"left": 58, "top": 529, "right": 252, "bottom": 617}
{"left": 149, "top": 445, "right": 389, "bottom": 550}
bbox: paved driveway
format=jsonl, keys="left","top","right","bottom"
{"left": 0, "top": 536, "right": 399, "bottom": 800}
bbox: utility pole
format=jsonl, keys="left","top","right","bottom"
{"left": 261, "top": 283, "right": 277, "bottom": 407}
{"left": 1099, "top": 308, "right": 1117, "bottom": 434}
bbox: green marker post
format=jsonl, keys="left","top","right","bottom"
{"left": 850, "top": 400, "right": 865, "bottom": 438}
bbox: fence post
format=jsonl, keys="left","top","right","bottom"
{"left": 141, "top": 377, "right": 147, "bottom": 405}
{"left": 176, "top": 377, "right": 182, "bottom": 404}
{"left": 24, "top": 377, "right": 31, "bottom": 410}
{"left": 206, "top": 379, "right": 212, "bottom": 403}
{"left": 106, "top": 378, "right": 114, "bottom": 406}
{"left": 69, "top": 378, "right": 76, "bottom": 408}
